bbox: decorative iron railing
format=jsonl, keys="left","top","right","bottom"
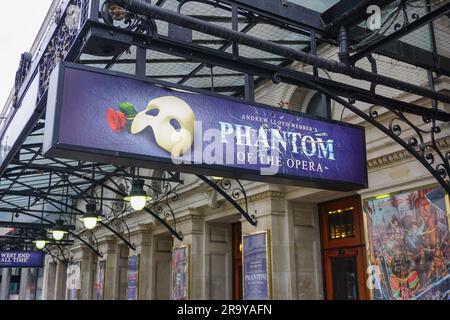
{"left": 38, "top": 0, "right": 90, "bottom": 100}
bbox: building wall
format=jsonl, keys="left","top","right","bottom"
{"left": 39, "top": 37, "right": 450, "bottom": 300}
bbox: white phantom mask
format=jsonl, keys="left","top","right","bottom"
{"left": 131, "top": 96, "right": 195, "bottom": 157}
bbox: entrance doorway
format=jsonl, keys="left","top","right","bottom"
{"left": 319, "top": 195, "right": 369, "bottom": 300}
{"left": 232, "top": 222, "right": 242, "bottom": 300}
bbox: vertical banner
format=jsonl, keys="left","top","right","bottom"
{"left": 127, "top": 255, "right": 140, "bottom": 300}
{"left": 95, "top": 260, "right": 106, "bottom": 300}
{"left": 243, "top": 230, "right": 272, "bottom": 300}
{"left": 172, "top": 245, "right": 190, "bottom": 300}
{"left": 67, "top": 262, "right": 81, "bottom": 300}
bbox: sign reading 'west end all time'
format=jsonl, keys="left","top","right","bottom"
{"left": 43, "top": 63, "right": 367, "bottom": 191}
{"left": 0, "top": 251, "right": 44, "bottom": 268}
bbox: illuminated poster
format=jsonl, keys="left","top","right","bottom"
{"left": 127, "top": 255, "right": 139, "bottom": 300}
{"left": 44, "top": 63, "right": 367, "bottom": 191}
{"left": 172, "top": 245, "right": 190, "bottom": 300}
{"left": 243, "top": 231, "right": 272, "bottom": 300}
{"left": 95, "top": 260, "right": 106, "bottom": 300}
{"left": 363, "top": 186, "right": 450, "bottom": 300}
{"left": 67, "top": 262, "right": 81, "bottom": 300}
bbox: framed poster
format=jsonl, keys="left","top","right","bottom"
{"left": 95, "top": 260, "right": 106, "bottom": 300}
{"left": 172, "top": 245, "right": 191, "bottom": 300}
{"left": 127, "top": 255, "right": 140, "bottom": 300}
{"left": 242, "top": 230, "right": 272, "bottom": 300}
{"left": 363, "top": 186, "right": 450, "bottom": 300}
{"left": 67, "top": 262, "right": 81, "bottom": 300}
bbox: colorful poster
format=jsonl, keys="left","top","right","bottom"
{"left": 127, "top": 255, "right": 139, "bottom": 300}
{"left": 243, "top": 231, "right": 271, "bottom": 300}
{"left": 95, "top": 260, "right": 106, "bottom": 300}
{"left": 363, "top": 186, "right": 450, "bottom": 300}
{"left": 172, "top": 245, "right": 190, "bottom": 300}
{"left": 67, "top": 262, "right": 81, "bottom": 300}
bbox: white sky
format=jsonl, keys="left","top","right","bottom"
{"left": 0, "top": 1, "right": 54, "bottom": 108}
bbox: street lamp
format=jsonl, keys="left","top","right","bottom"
{"left": 50, "top": 219, "right": 67, "bottom": 241}
{"left": 33, "top": 230, "right": 49, "bottom": 250}
{"left": 124, "top": 179, "right": 152, "bottom": 211}
{"left": 80, "top": 203, "right": 102, "bottom": 230}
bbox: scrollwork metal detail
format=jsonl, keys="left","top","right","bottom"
{"left": 146, "top": 179, "right": 183, "bottom": 235}
{"left": 198, "top": 175, "right": 257, "bottom": 225}
{"left": 350, "top": 0, "right": 424, "bottom": 52}
{"left": 79, "top": 229, "right": 103, "bottom": 257}
{"left": 215, "top": 178, "right": 250, "bottom": 217}
{"left": 368, "top": 103, "right": 449, "bottom": 183}
{"left": 100, "top": 0, "right": 157, "bottom": 35}
{"left": 38, "top": 0, "right": 87, "bottom": 100}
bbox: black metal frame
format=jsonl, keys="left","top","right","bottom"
{"left": 1, "top": 0, "right": 450, "bottom": 257}
{"left": 198, "top": 175, "right": 256, "bottom": 226}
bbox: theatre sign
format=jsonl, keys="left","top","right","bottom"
{"left": 43, "top": 63, "right": 367, "bottom": 191}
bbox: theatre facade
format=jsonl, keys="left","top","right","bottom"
{"left": 0, "top": 0, "right": 449, "bottom": 300}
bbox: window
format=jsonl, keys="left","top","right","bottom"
{"left": 328, "top": 206, "right": 355, "bottom": 240}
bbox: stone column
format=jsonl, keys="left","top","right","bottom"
{"left": 0, "top": 268, "right": 11, "bottom": 300}
{"left": 42, "top": 257, "right": 56, "bottom": 300}
{"left": 54, "top": 262, "right": 67, "bottom": 300}
{"left": 204, "top": 222, "right": 232, "bottom": 300}
{"left": 79, "top": 247, "right": 95, "bottom": 300}
{"left": 241, "top": 190, "right": 297, "bottom": 300}
{"left": 290, "top": 201, "right": 324, "bottom": 299}
{"left": 173, "top": 212, "right": 205, "bottom": 300}
{"left": 130, "top": 227, "right": 153, "bottom": 300}
{"left": 99, "top": 236, "right": 119, "bottom": 300}
{"left": 152, "top": 235, "right": 173, "bottom": 300}
{"left": 19, "top": 268, "right": 31, "bottom": 300}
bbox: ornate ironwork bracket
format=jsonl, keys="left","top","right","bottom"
{"left": 197, "top": 175, "right": 257, "bottom": 226}
{"left": 281, "top": 75, "right": 450, "bottom": 195}
{"left": 43, "top": 247, "right": 61, "bottom": 265}
{"left": 143, "top": 176, "right": 184, "bottom": 240}
{"left": 5, "top": 209, "right": 103, "bottom": 258}
{"left": 44, "top": 244, "right": 75, "bottom": 266}
{"left": 95, "top": 190, "right": 137, "bottom": 251}
{"left": 77, "top": 229, "right": 103, "bottom": 258}
{"left": 101, "top": 0, "right": 158, "bottom": 35}
{"left": 99, "top": 220, "right": 136, "bottom": 251}
{"left": 38, "top": 0, "right": 87, "bottom": 100}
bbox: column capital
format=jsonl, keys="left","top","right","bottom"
{"left": 130, "top": 227, "right": 153, "bottom": 247}
{"left": 98, "top": 235, "right": 117, "bottom": 254}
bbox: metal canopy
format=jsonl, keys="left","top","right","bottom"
{"left": 1, "top": 0, "right": 450, "bottom": 256}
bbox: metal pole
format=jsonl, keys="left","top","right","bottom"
{"left": 111, "top": 0, "right": 450, "bottom": 104}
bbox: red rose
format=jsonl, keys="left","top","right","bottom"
{"left": 107, "top": 108, "right": 126, "bottom": 132}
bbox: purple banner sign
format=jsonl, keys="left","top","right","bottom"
{"left": 95, "top": 260, "right": 105, "bottom": 300}
{"left": 127, "top": 255, "right": 139, "bottom": 300}
{"left": 44, "top": 63, "right": 367, "bottom": 190}
{"left": 172, "top": 246, "right": 190, "bottom": 300}
{"left": 0, "top": 251, "right": 44, "bottom": 268}
{"left": 243, "top": 231, "right": 271, "bottom": 300}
